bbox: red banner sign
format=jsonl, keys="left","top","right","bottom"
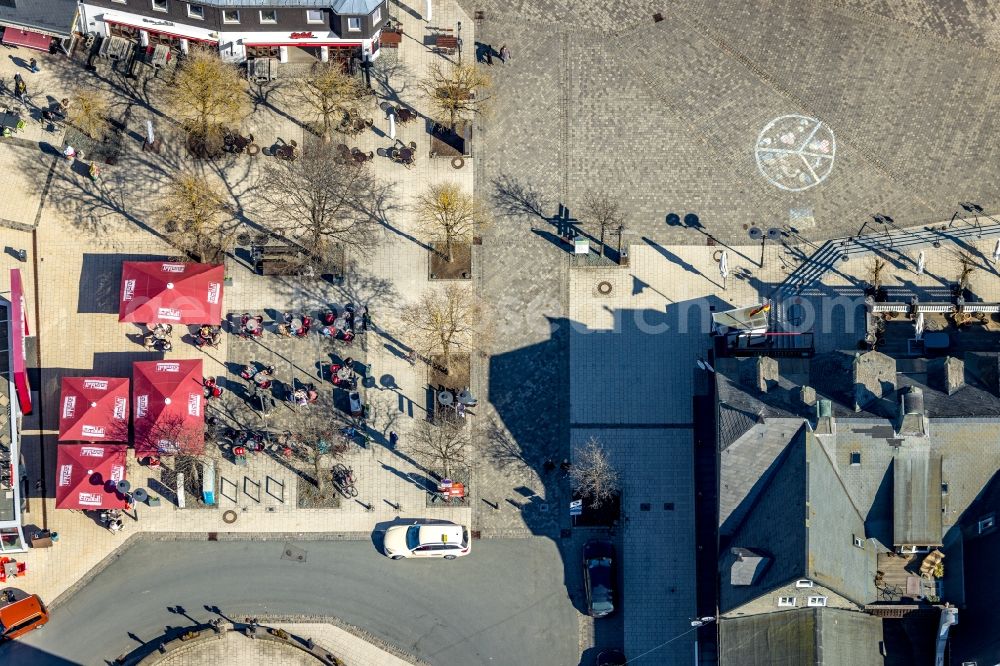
{"left": 289, "top": 32, "right": 315, "bottom": 39}
{"left": 10, "top": 269, "right": 32, "bottom": 414}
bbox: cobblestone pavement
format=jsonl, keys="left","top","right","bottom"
{"left": 465, "top": 0, "right": 1000, "bottom": 247}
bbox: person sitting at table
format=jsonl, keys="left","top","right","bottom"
{"left": 143, "top": 333, "right": 157, "bottom": 351}
{"left": 240, "top": 363, "right": 255, "bottom": 381}
{"left": 160, "top": 339, "right": 173, "bottom": 352}
{"left": 199, "top": 325, "right": 212, "bottom": 340}
{"left": 342, "top": 329, "right": 355, "bottom": 344}
{"left": 319, "top": 326, "right": 333, "bottom": 338}
{"left": 306, "top": 385, "right": 319, "bottom": 404}
{"left": 291, "top": 388, "right": 308, "bottom": 406}
{"left": 276, "top": 322, "right": 291, "bottom": 337}
{"left": 240, "top": 312, "right": 251, "bottom": 327}
{"left": 322, "top": 309, "right": 336, "bottom": 326}
{"left": 282, "top": 312, "right": 293, "bottom": 325}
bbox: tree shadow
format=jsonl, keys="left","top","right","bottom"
{"left": 491, "top": 172, "right": 548, "bottom": 219}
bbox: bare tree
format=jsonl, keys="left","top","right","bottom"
{"left": 256, "top": 140, "right": 382, "bottom": 271}
{"left": 167, "top": 49, "right": 249, "bottom": 156}
{"left": 956, "top": 251, "right": 976, "bottom": 291}
{"left": 408, "top": 416, "right": 470, "bottom": 477}
{"left": 291, "top": 62, "right": 372, "bottom": 142}
{"left": 419, "top": 62, "right": 492, "bottom": 129}
{"left": 570, "top": 437, "right": 620, "bottom": 509}
{"left": 292, "top": 407, "right": 352, "bottom": 495}
{"left": 581, "top": 192, "right": 624, "bottom": 257}
{"left": 866, "top": 256, "right": 887, "bottom": 292}
{"left": 156, "top": 172, "right": 239, "bottom": 263}
{"left": 415, "top": 182, "right": 487, "bottom": 263}
{"left": 401, "top": 284, "right": 488, "bottom": 374}
{"left": 67, "top": 88, "right": 111, "bottom": 140}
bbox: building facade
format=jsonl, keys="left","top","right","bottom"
{"left": 77, "top": 0, "right": 388, "bottom": 64}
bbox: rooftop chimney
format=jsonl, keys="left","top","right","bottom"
{"left": 757, "top": 356, "right": 779, "bottom": 393}
{"left": 898, "top": 387, "right": 928, "bottom": 437}
{"left": 814, "top": 398, "right": 835, "bottom": 435}
{"left": 944, "top": 356, "right": 965, "bottom": 395}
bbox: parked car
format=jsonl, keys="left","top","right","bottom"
{"left": 0, "top": 592, "right": 48, "bottom": 641}
{"left": 383, "top": 521, "right": 471, "bottom": 560}
{"left": 583, "top": 540, "right": 615, "bottom": 618}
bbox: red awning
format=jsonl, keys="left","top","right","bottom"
{"left": 119, "top": 262, "right": 224, "bottom": 324}
{"left": 1, "top": 28, "right": 52, "bottom": 52}
{"left": 104, "top": 20, "right": 218, "bottom": 44}
{"left": 55, "top": 444, "right": 129, "bottom": 510}
{"left": 244, "top": 41, "right": 362, "bottom": 47}
{"left": 132, "top": 359, "right": 205, "bottom": 457}
{"left": 59, "top": 377, "right": 130, "bottom": 442}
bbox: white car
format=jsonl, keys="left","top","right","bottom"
{"left": 382, "top": 521, "right": 471, "bottom": 560}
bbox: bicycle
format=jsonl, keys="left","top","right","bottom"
{"left": 332, "top": 463, "right": 358, "bottom": 498}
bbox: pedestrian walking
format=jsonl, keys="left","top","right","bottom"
{"left": 389, "top": 431, "right": 399, "bottom": 448}
{"left": 29, "top": 58, "right": 38, "bottom": 73}
{"left": 499, "top": 45, "right": 511, "bottom": 63}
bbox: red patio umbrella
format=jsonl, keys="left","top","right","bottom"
{"left": 58, "top": 377, "right": 130, "bottom": 442}
{"left": 132, "top": 359, "right": 205, "bottom": 457}
{"left": 55, "top": 444, "right": 129, "bottom": 509}
{"left": 119, "top": 261, "right": 224, "bottom": 324}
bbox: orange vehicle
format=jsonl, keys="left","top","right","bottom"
{"left": 0, "top": 593, "right": 49, "bottom": 641}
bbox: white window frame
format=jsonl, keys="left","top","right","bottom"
{"left": 777, "top": 596, "right": 796, "bottom": 607}
{"left": 979, "top": 514, "right": 995, "bottom": 534}
{"left": 854, "top": 536, "right": 865, "bottom": 549}
{"left": 222, "top": 9, "right": 240, "bottom": 24}
{"left": 306, "top": 9, "right": 325, "bottom": 24}
{"left": 372, "top": 7, "right": 382, "bottom": 23}
{"left": 111, "top": 0, "right": 127, "bottom": 5}
{"left": 795, "top": 579, "right": 813, "bottom": 588}
{"left": 187, "top": 3, "right": 205, "bottom": 20}
{"left": 259, "top": 9, "right": 278, "bottom": 24}
{"left": 807, "top": 596, "right": 828, "bottom": 607}
{"left": 151, "top": 0, "right": 168, "bottom": 12}
{"left": 347, "top": 17, "right": 361, "bottom": 31}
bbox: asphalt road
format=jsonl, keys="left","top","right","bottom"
{"left": 1, "top": 537, "right": 580, "bottom": 665}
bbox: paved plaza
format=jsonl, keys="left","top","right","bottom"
{"left": 0, "top": 0, "right": 998, "bottom": 663}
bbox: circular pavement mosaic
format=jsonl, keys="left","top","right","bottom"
{"left": 755, "top": 115, "right": 835, "bottom": 191}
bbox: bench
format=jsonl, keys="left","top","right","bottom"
{"left": 434, "top": 35, "right": 459, "bottom": 54}
{"left": 380, "top": 31, "right": 402, "bottom": 47}
{"left": 259, "top": 258, "right": 309, "bottom": 276}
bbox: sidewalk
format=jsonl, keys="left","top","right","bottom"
{"left": 2, "top": 0, "right": 478, "bottom": 611}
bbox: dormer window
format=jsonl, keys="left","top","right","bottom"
{"left": 979, "top": 514, "right": 995, "bottom": 534}
{"left": 347, "top": 17, "right": 361, "bottom": 31}
{"left": 854, "top": 536, "right": 865, "bottom": 548}
{"left": 795, "top": 579, "right": 813, "bottom": 588}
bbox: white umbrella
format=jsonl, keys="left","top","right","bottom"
{"left": 388, "top": 111, "right": 396, "bottom": 141}
{"left": 719, "top": 251, "right": 729, "bottom": 279}
{"left": 916, "top": 251, "right": 926, "bottom": 275}
{"left": 914, "top": 312, "right": 924, "bottom": 341}
{"left": 993, "top": 239, "right": 1000, "bottom": 262}
{"left": 425, "top": 0, "right": 432, "bottom": 21}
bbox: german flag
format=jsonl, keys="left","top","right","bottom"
{"left": 748, "top": 302, "right": 771, "bottom": 317}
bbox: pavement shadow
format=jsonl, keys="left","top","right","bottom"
{"left": 77, "top": 252, "right": 170, "bottom": 313}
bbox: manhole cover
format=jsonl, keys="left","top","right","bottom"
{"left": 281, "top": 543, "right": 307, "bottom": 563}
{"left": 222, "top": 510, "right": 238, "bottom": 524}
{"left": 596, "top": 281, "right": 613, "bottom": 295}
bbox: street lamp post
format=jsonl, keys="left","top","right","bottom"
{"left": 456, "top": 21, "right": 463, "bottom": 65}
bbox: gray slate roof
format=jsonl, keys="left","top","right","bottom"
{"left": 719, "top": 608, "right": 886, "bottom": 666}
{"left": 0, "top": 0, "right": 76, "bottom": 37}
{"left": 190, "top": 0, "right": 382, "bottom": 11}
{"left": 719, "top": 430, "right": 877, "bottom": 612}
{"left": 892, "top": 447, "right": 942, "bottom": 546}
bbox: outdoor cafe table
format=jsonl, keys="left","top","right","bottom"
{"left": 245, "top": 319, "right": 260, "bottom": 334}
{"left": 336, "top": 366, "right": 353, "bottom": 380}
{"left": 291, "top": 318, "right": 303, "bottom": 331}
